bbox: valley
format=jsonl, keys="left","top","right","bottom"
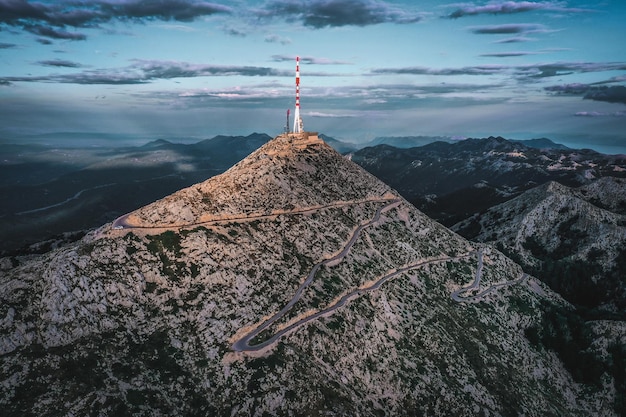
{"left": 0, "top": 133, "right": 272, "bottom": 254}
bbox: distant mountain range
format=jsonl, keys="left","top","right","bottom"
{"left": 363, "top": 135, "right": 454, "bottom": 148}
{"left": 357, "top": 135, "right": 569, "bottom": 150}
{"left": 510, "top": 137, "right": 570, "bottom": 150}
{"left": 140, "top": 132, "right": 272, "bottom": 160}
{"left": 351, "top": 136, "right": 626, "bottom": 226}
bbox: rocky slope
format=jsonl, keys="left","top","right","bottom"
{"left": 453, "top": 177, "right": 626, "bottom": 311}
{"left": 0, "top": 133, "right": 621, "bottom": 416}
{"left": 351, "top": 136, "right": 626, "bottom": 225}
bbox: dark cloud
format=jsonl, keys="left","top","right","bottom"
{"left": 371, "top": 65, "right": 507, "bottom": 76}
{"left": 526, "top": 62, "right": 626, "bottom": 79}
{"left": 584, "top": 86, "right": 626, "bottom": 105}
{"left": 36, "top": 38, "right": 52, "bottom": 44}
{"left": 0, "top": 0, "right": 52, "bottom": 25}
{"left": 545, "top": 83, "right": 590, "bottom": 95}
{"left": 134, "top": 60, "right": 290, "bottom": 79}
{"left": 593, "top": 75, "right": 626, "bottom": 85}
{"left": 259, "top": 0, "right": 422, "bottom": 28}
{"left": 0, "top": 60, "right": 292, "bottom": 85}
{"left": 493, "top": 36, "right": 536, "bottom": 43}
{"left": 271, "top": 54, "right": 298, "bottom": 62}
{"left": 0, "top": 42, "right": 16, "bottom": 48}
{"left": 264, "top": 34, "right": 291, "bottom": 45}
{"left": 372, "top": 62, "right": 626, "bottom": 83}
{"left": 469, "top": 23, "right": 547, "bottom": 35}
{"left": 97, "top": 0, "right": 232, "bottom": 22}
{"left": 480, "top": 51, "right": 539, "bottom": 57}
{"left": 24, "top": 24, "right": 86, "bottom": 40}
{"left": 271, "top": 54, "right": 351, "bottom": 65}
{"left": 546, "top": 83, "right": 626, "bottom": 105}
{"left": 541, "top": 47, "right": 571, "bottom": 52}
{"left": 55, "top": 72, "right": 148, "bottom": 85}
{"left": 36, "top": 59, "right": 83, "bottom": 68}
{"left": 445, "top": 1, "right": 594, "bottom": 19}
{"left": 480, "top": 48, "right": 568, "bottom": 59}
{"left": 362, "top": 82, "right": 503, "bottom": 96}
{"left": 0, "top": 72, "right": 146, "bottom": 85}
{"left": 222, "top": 26, "right": 247, "bottom": 37}
{"left": 0, "top": 0, "right": 232, "bottom": 40}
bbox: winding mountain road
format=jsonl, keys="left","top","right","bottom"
{"left": 232, "top": 239, "right": 528, "bottom": 353}
{"left": 231, "top": 254, "right": 470, "bottom": 352}
{"left": 112, "top": 194, "right": 529, "bottom": 354}
{"left": 231, "top": 199, "right": 402, "bottom": 351}
{"left": 451, "top": 248, "right": 529, "bottom": 302}
{"left": 17, "top": 183, "right": 117, "bottom": 216}
{"left": 450, "top": 248, "right": 485, "bottom": 302}
{"left": 110, "top": 196, "right": 398, "bottom": 231}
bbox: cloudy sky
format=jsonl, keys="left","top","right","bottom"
{"left": 1, "top": 0, "right": 625, "bottom": 152}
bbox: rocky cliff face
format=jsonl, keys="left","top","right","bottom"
{"left": 453, "top": 177, "right": 626, "bottom": 311}
{"left": 0, "top": 133, "right": 619, "bottom": 416}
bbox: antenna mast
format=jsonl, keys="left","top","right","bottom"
{"left": 293, "top": 56, "right": 303, "bottom": 133}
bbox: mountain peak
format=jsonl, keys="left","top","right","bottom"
{"left": 142, "top": 138, "right": 173, "bottom": 148}
{"left": 544, "top": 180, "right": 570, "bottom": 194}
{"left": 113, "top": 132, "right": 392, "bottom": 230}
{"left": 4, "top": 132, "right": 617, "bottom": 416}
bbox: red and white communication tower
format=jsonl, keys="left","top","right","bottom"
{"left": 293, "top": 56, "right": 303, "bottom": 133}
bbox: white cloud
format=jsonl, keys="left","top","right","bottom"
{"left": 307, "top": 111, "right": 358, "bottom": 118}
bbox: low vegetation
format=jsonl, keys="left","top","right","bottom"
{"left": 525, "top": 302, "right": 626, "bottom": 416}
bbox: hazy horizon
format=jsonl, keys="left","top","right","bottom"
{"left": 4, "top": 130, "right": 626, "bottom": 156}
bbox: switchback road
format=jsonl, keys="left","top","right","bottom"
{"left": 231, "top": 254, "right": 470, "bottom": 352}
{"left": 232, "top": 245, "right": 528, "bottom": 353}
{"left": 451, "top": 248, "right": 529, "bottom": 302}
{"left": 112, "top": 195, "right": 527, "bottom": 354}
{"left": 231, "top": 199, "right": 402, "bottom": 351}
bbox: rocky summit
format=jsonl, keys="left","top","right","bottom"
{"left": 453, "top": 177, "right": 626, "bottom": 312}
{"left": 0, "top": 133, "right": 619, "bottom": 416}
